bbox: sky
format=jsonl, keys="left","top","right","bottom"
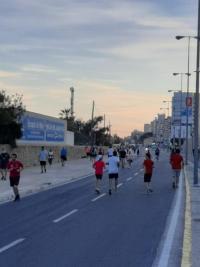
{"left": 0, "top": 0, "right": 198, "bottom": 137}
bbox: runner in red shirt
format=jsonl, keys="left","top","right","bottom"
{"left": 93, "top": 155, "right": 105, "bottom": 194}
{"left": 170, "top": 149, "right": 184, "bottom": 189}
{"left": 7, "top": 153, "right": 23, "bottom": 201}
{"left": 143, "top": 153, "right": 154, "bottom": 193}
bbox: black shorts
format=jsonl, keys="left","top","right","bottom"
{"left": 61, "top": 155, "right": 67, "bottom": 161}
{"left": 10, "top": 176, "right": 20, "bottom": 187}
{"left": 109, "top": 173, "right": 118, "bottom": 179}
{"left": 144, "top": 173, "right": 152, "bottom": 183}
{"left": 40, "top": 161, "right": 46, "bottom": 166}
{"left": 96, "top": 174, "right": 103, "bottom": 180}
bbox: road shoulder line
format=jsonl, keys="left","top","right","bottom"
{"left": 0, "top": 238, "right": 25, "bottom": 254}
{"left": 181, "top": 169, "right": 192, "bottom": 267}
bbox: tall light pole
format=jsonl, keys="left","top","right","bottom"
{"left": 175, "top": 35, "right": 196, "bottom": 165}
{"left": 173, "top": 73, "right": 188, "bottom": 148}
{"left": 194, "top": 0, "right": 200, "bottom": 185}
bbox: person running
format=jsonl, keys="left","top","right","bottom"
{"left": 119, "top": 146, "right": 126, "bottom": 168}
{"left": 127, "top": 148, "right": 134, "bottom": 168}
{"left": 48, "top": 149, "right": 54, "bottom": 166}
{"left": 170, "top": 148, "right": 184, "bottom": 189}
{"left": 93, "top": 155, "right": 106, "bottom": 194}
{"left": 143, "top": 153, "right": 154, "bottom": 193}
{"left": 107, "top": 150, "right": 120, "bottom": 195}
{"left": 39, "top": 146, "right": 48, "bottom": 173}
{"left": 0, "top": 147, "right": 10, "bottom": 180}
{"left": 60, "top": 147, "right": 67, "bottom": 166}
{"left": 107, "top": 145, "right": 113, "bottom": 157}
{"left": 7, "top": 153, "right": 23, "bottom": 201}
{"left": 155, "top": 147, "right": 160, "bottom": 161}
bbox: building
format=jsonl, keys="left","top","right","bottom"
{"left": 171, "top": 92, "right": 194, "bottom": 140}
{"left": 144, "top": 124, "right": 152, "bottom": 133}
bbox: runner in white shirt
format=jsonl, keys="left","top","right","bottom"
{"left": 107, "top": 150, "right": 120, "bottom": 195}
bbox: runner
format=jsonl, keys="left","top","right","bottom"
{"left": 155, "top": 147, "right": 160, "bottom": 161}
{"left": 60, "top": 147, "right": 67, "bottom": 166}
{"left": 0, "top": 147, "right": 10, "bottom": 180}
{"left": 48, "top": 149, "right": 54, "bottom": 166}
{"left": 170, "top": 148, "right": 184, "bottom": 189}
{"left": 107, "top": 150, "right": 120, "bottom": 195}
{"left": 7, "top": 153, "right": 23, "bottom": 201}
{"left": 119, "top": 146, "right": 126, "bottom": 168}
{"left": 93, "top": 155, "right": 105, "bottom": 194}
{"left": 127, "top": 148, "right": 134, "bottom": 168}
{"left": 39, "top": 146, "right": 48, "bottom": 173}
{"left": 143, "top": 153, "right": 154, "bottom": 193}
{"left": 107, "top": 145, "right": 113, "bottom": 157}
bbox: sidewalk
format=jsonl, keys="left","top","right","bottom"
{"left": 0, "top": 158, "right": 94, "bottom": 204}
{"left": 184, "top": 162, "right": 200, "bottom": 267}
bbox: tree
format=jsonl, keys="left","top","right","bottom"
{"left": 0, "top": 90, "right": 25, "bottom": 147}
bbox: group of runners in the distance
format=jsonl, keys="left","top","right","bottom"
{"left": 92, "top": 144, "right": 184, "bottom": 195}
{"left": 0, "top": 142, "right": 184, "bottom": 202}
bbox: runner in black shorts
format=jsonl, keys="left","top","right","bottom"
{"left": 107, "top": 151, "right": 120, "bottom": 195}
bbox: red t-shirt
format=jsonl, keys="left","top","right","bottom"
{"left": 93, "top": 161, "right": 105, "bottom": 175}
{"left": 143, "top": 159, "right": 154, "bottom": 174}
{"left": 7, "top": 160, "right": 23, "bottom": 178}
{"left": 170, "top": 154, "right": 183, "bottom": 170}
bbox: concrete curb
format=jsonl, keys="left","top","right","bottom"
{"left": 181, "top": 168, "right": 192, "bottom": 267}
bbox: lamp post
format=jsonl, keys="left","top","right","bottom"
{"left": 194, "top": 0, "right": 200, "bottom": 185}
{"left": 175, "top": 35, "right": 196, "bottom": 165}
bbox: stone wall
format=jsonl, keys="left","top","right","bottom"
{"left": 0, "top": 144, "right": 85, "bottom": 167}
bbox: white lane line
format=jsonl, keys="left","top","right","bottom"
{"left": 126, "top": 177, "right": 133, "bottom": 181}
{"left": 117, "top": 183, "right": 123, "bottom": 188}
{"left": 0, "top": 238, "right": 25, "bottom": 254}
{"left": 156, "top": 173, "right": 183, "bottom": 267}
{"left": 134, "top": 172, "right": 139, "bottom": 176}
{"left": 53, "top": 209, "right": 78, "bottom": 223}
{"left": 140, "top": 168, "right": 143, "bottom": 172}
{"left": 91, "top": 193, "right": 106, "bottom": 202}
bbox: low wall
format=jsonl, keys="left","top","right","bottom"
{"left": 0, "top": 144, "right": 85, "bottom": 167}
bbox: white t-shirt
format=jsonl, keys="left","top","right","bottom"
{"left": 108, "top": 156, "right": 120, "bottom": 174}
{"left": 39, "top": 150, "right": 48, "bottom": 161}
{"left": 107, "top": 148, "right": 113, "bottom": 157}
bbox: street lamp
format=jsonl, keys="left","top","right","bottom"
{"left": 175, "top": 35, "right": 196, "bottom": 165}
{"left": 194, "top": 0, "right": 200, "bottom": 185}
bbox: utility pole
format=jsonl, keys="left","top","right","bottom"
{"left": 70, "top": 87, "right": 74, "bottom": 118}
{"left": 91, "top": 101, "right": 95, "bottom": 146}
{"left": 194, "top": 0, "right": 200, "bottom": 185}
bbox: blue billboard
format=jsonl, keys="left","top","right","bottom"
{"left": 21, "top": 114, "right": 65, "bottom": 142}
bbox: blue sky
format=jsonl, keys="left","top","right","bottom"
{"left": 0, "top": 0, "right": 198, "bottom": 136}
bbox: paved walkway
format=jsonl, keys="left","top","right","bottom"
{"left": 184, "top": 162, "right": 200, "bottom": 267}
{"left": 0, "top": 158, "right": 94, "bottom": 203}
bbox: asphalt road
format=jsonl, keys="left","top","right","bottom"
{"left": 0, "top": 151, "right": 179, "bottom": 267}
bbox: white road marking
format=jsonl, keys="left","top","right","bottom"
{"left": 117, "top": 183, "right": 123, "bottom": 188}
{"left": 155, "top": 173, "right": 183, "bottom": 267}
{"left": 140, "top": 168, "right": 143, "bottom": 171}
{"left": 0, "top": 238, "right": 25, "bottom": 254}
{"left": 53, "top": 209, "right": 78, "bottom": 223}
{"left": 126, "top": 177, "right": 133, "bottom": 181}
{"left": 134, "top": 172, "right": 139, "bottom": 176}
{"left": 91, "top": 193, "right": 106, "bottom": 202}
